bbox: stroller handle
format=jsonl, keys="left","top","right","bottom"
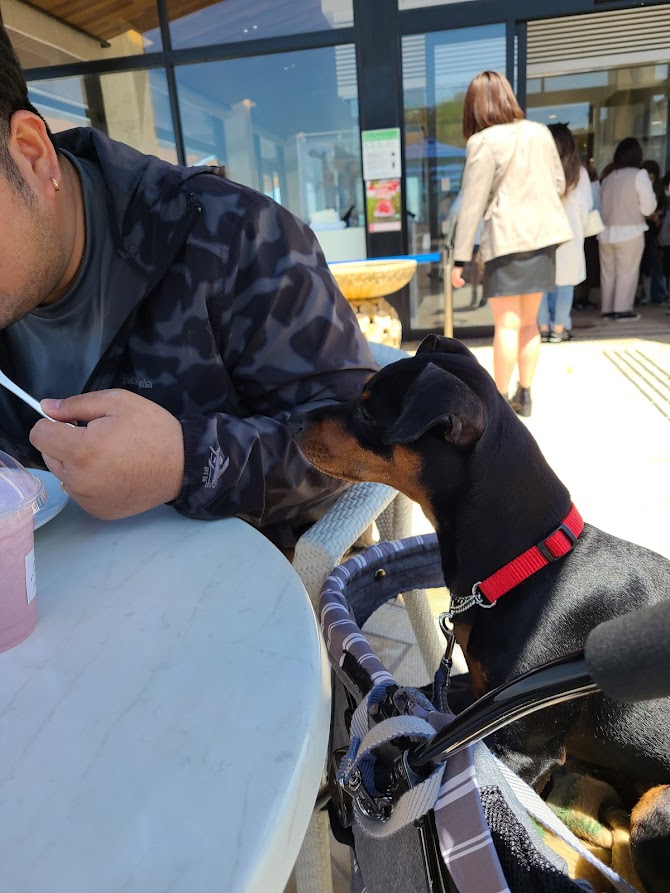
{"left": 408, "top": 650, "right": 596, "bottom": 770}
{"left": 585, "top": 601, "right": 670, "bottom": 703}
{"left": 409, "top": 601, "right": 670, "bottom": 771}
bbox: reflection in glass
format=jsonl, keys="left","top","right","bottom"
{"left": 168, "top": 0, "right": 353, "bottom": 49}
{"left": 175, "top": 46, "right": 365, "bottom": 260}
{"left": 399, "top": 0, "right": 478, "bottom": 8}
{"left": 1, "top": 0, "right": 162, "bottom": 66}
{"left": 526, "top": 8, "right": 670, "bottom": 178}
{"left": 527, "top": 65, "right": 669, "bottom": 178}
{"left": 28, "top": 70, "right": 178, "bottom": 163}
{"left": 402, "top": 25, "right": 506, "bottom": 333}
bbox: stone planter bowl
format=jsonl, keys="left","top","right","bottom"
{"left": 329, "top": 258, "right": 417, "bottom": 301}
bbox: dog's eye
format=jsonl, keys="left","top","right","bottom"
{"left": 357, "top": 404, "right": 374, "bottom": 424}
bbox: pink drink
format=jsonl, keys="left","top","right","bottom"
{"left": 0, "top": 505, "right": 37, "bottom": 652}
{"left": 0, "top": 455, "right": 44, "bottom": 653}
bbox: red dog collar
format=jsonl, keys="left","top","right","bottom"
{"left": 476, "top": 504, "right": 584, "bottom": 604}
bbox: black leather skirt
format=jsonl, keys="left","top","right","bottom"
{"left": 482, "top": 246, "right": 557, "bottom": 299}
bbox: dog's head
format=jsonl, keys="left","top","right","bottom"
{"left": 290, "top": 335, "right": 497, "bottom": 521}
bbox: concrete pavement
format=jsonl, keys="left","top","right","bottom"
{"left": 409, "top": 329, "right": 670, "bottom": 561}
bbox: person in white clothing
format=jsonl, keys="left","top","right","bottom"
{"left": 598, "top": 138, "right": 657, "bottom": 321}
{"left": 573, "top": 161, "right": 602, "bottom": 311}
{"left": 538, "top": 124, "right": 593, "bottom": 343}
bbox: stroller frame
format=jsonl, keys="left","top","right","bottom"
{"left": 318, "top": 533, "right": 640, "bottom": 893}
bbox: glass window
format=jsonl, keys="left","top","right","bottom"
{"left": 175, "top": 46, "right": 365, "bottom": 260}
{"left": 526, "top": 7, "right": 670, "bottom": 173}
{"left": 27, "top": 70, "right": 178, "bottom": 163}
{"left": 402, "top": 24, "right": 506, "bottom": 333}
{"left": 168, "top": 0, "right": 353, "bottom": 49}
{"left": 1, "top": 0, "right": 162, "bottom": 68}
{"left": 527, "top": 4, "right": 670, "bottom": 172}
{"left": 399, "top": 0, "right": 479, "bottom": 9}
{"left": 527, "top": 64, "right": 669, "bottom": 178}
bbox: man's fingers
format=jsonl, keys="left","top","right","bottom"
{"left": 30, "top": 417, "right": 84, "bottom": 460}
{"left": 41, "top": 390, "right": 125, "bottom": 424}
{"left": 41, "top": 453, "right": 66, "bottom": 482}
{"left": 30, "top": 392, "right": 183, "bottom": 519}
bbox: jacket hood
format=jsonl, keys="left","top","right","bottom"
{"left": 53, "top": 127, "right": 204, "bottom": 278}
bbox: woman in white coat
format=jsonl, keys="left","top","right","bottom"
{"left": 538, "top": 123, "right": 593, "bottom": 343}
{"left": 451, "top": 71, "right": 572, "bottom": 417}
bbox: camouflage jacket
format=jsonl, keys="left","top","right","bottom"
{"left": 0, "top": 128, "right": 377, "bottom": 546}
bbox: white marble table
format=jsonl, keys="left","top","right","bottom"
{"left": 0, "top": 502, "right": 330, "bottom": 893}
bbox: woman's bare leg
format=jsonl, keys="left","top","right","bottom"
{"left": 517, "top": 292, "right": 543, "bottom": 388}
{"left": 490, "top": 295, "right": 522, "bottom": 396}
{"left": 490, "top": 293, "right": 543, "bottom": 395}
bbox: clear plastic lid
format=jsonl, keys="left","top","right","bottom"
{"left": 0, "top": 450, "right": 47, "bottom": 522}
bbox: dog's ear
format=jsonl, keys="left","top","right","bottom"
{"left": 383, "top": 363, "right": 485, "bottom": 447}
{"left": 416, "top": 334, "right": 477, "bottom": 360}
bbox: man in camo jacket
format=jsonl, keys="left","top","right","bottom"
{"left": 0, "top": 26, "right": 377, "bottom": 547}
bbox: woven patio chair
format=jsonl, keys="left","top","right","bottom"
{"left": 290, "top": 341, "right": 443, "bottom": 893}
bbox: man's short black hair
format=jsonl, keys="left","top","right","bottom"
{"left": 0, "top": 23, "right": 52, "bottom": 194}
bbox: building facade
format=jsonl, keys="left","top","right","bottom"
{"left": 4, "top": 0, "right": 669, "bottom": 339}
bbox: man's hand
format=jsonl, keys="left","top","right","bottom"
{"left": 29, "top": 390, "right": 185, "bottom": 520}
{"left": 451, "top": 265, "right": 465, "bottom": 289}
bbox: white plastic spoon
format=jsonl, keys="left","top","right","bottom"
{"left": 0, "top": 369, "right": 75, "bottom": 425}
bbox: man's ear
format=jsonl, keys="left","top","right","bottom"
{"left": 383, "top": 363, "right": 485, "bottom": 447}
{"left": 416, "top": 334, "right": 477, "bottom": 362}
{"left": 9, "top": 110, "right": 59, "bottom": 186}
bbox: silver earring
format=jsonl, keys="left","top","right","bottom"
{"left": 51, "top": 177, "right": 60, "bottom": 192}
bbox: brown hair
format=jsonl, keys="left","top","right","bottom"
{"left": 613, "top": 137, "right": 642, "bottom": 170}
{"left": 585, "top": 160, "right": 599, "bottom": 182}
{"left": 462, "top": 71, "right": 524, "bottom": 140}
{"left": 548, "top": 123, "right": 581, "bottom": 195}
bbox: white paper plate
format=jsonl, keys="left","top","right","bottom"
{"left": 31, "top": 469, "right": 70, "bottom": 530}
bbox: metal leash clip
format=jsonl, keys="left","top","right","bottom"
{"left": 345, "top": 767, "right": 394, "bottom": 822}
{"left": 446, "top": 581, "right": 497, "bottom": 620}
{"left": 438, "top": 612, "right": 456, "bottom": 669}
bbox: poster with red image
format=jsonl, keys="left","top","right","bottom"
{"left": 366, "top": 178, "right": 402, "bottom": 232}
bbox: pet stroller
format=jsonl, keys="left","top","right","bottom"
{"left": 318, "top": 532, "right": 669, "bottom": 893}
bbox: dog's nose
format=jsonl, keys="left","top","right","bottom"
{"left": 287, "top": 413, "right": 305, "bottom": 437}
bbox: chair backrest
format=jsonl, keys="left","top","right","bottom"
{"left": 369, "top": 340, "right": 408, "bottom": 369}
{"left": 291, "top": 338, "right": 444, "bottom": 893}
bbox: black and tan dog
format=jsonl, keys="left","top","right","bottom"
{"left": 291, "top": 334, "right": 670, "bottom": 893}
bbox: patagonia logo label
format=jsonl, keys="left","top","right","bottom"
{"left": 122, "top": 376, "right": 153, "bottom": 389}
{"left": 203, "top": 446, "right": 229, "bottom": 488}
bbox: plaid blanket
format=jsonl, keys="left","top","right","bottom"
{"left": 544, "top": 769, "right": 645, "bottom": 893}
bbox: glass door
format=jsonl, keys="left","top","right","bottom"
{"left": 402, "top": 23, "right": 507, "bottom": 335}
{"left": 525, "top": 8, "right": 670, "bottom": 177}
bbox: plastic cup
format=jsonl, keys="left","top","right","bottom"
{"left": 0, "top": 452, "right": 45, "bottom": 653}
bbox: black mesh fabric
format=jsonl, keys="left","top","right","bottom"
{"left": 480, "top": 786, "right": 592, "bottom": 893}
